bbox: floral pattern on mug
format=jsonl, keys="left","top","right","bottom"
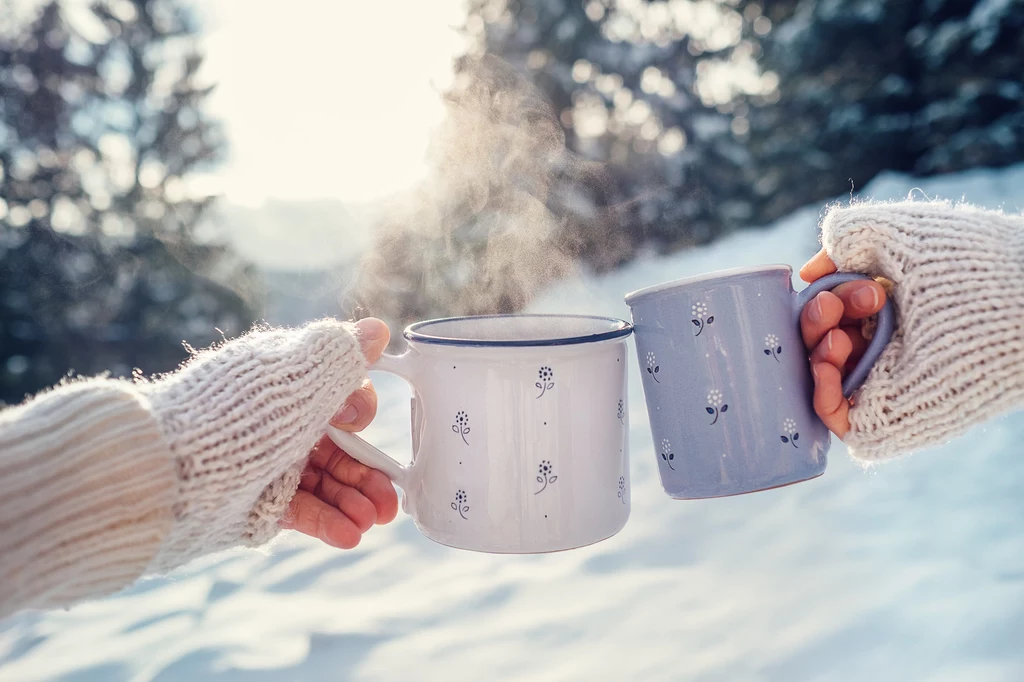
{"left": 660, "top": 438, "right": 676, "bottom": 471}
{"left": 535, "top": 460, "right": 558, "bottom": 494}
{"left": 536, "top": 366, "right": 554, "bottom": 398}
{"left": 452, "top": 411, "right": 470, "bottom": 445}
{"left": 764, "top": 334, "right": 782, "bottom": 362}
{"left": 691, "top": 302, "right": 714, "bottom": 336}
{"left": 451, "top": 489, "right": 469, "bottom": 519}
{"left": 705, "top": 389, "right": 729, "bottom": 425}
{"left": 646, "top": 351, "right": 661, "bottom": 383}
{"left": 617, "top": 476, "right": 627, "bottom": 504}
{"left": 781, "top": 418, "right": 799, "bottom": 448}
{"left": 617, "top": 398, "right": 625, "bottom": 424}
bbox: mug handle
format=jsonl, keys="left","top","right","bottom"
{"left": 794, "top": 272, "right": 896, "bottom": 398}
{"left": 325, "top": 352, "right": 417, "bottom": 490}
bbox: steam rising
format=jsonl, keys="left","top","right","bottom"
{"left": 351, "top": 56, "right": 633, "bottom": 328}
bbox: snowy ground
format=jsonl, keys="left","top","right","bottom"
{"left": 2, "top": 165, "right": 1024, "bottom": 682}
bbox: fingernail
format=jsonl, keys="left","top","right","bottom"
{"left": 852, "top": 284, "right": 879, "bottom": 312}
{"left": 811, "top": 364, "right": 820, "bottom": 381}
{"left": 334, "top": 404, "right": 358, "bottom": 425}
{"left": 354, "top": 317, "right": 385, "bottom": 341}
{"left": 826, "top": 330, "right": 833, "bottom": 350}
{"left": 808, "top": 293, "right": 823, "bottom": 323}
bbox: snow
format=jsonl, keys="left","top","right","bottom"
{"left": 3, "top": 164, "right": 1024, "bottom": 682}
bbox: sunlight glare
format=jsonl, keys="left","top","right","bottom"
{"left": 200, "top": 0, "right": 466, "bottom": 206}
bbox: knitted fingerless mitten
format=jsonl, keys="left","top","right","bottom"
{"left": 140, "top": 319, "right": 367, "bottom": 572}
{"left": 821, "top": 200, "right": 1024, "bottom": 461}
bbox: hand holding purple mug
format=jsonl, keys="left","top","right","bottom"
{"left": 626, "top": 264, "right": 896, "bottom": 499}
{"left": 798, "top": 250, "right": 890, "bottom": 440}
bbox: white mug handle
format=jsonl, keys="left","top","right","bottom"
{"left": 325, "top": 352, "right": 416, "bottom": 491}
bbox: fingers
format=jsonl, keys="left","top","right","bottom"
{"left": 283, "top": 490, "right": 363, "bottom": 549}
{"left": 799, "top": 249, "right": 837, "bottom": 283}
{"left": 829, "top": 280, "right": 886, "bottom": 321}
{"left": 800, "top": 280, "right": 887, "bottom": 351}
{"left": 354, "top": 317, "right": 390, "bottom": 365}
{"left": 801, "top": 291, "right": 844, "bottom": 349}
{"left": 306, "top": 439, "right": 400, "bottom": 525}
{"left": 810, "top": 329, "right": 853, "bottom": 370}
{"left": 811, "top": 362, "right": 851, "bottom": 438}
{"left": 841, "top": 325, "right": 867, "bottom": 371}
{"left": 307, "top": 434, "right": 338, "bottom": 468}
{"left": 323, "top": 453, "right": 400, "bottom": 525}
{"left": 309, "top": 473, "right": 378, "bottom": 531}
{"left": 330, "top": 379, "right": 378, "bottom": 431}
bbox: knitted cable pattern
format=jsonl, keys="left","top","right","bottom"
{"left": 140, "top": 319, "right": 367, "bottom": 573}
{"left": 820, "top": 199, "right": 1024, "bottom": 461}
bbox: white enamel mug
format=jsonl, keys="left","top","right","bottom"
{"left": 326, "top": 314, "right": 633, "bottom": 554}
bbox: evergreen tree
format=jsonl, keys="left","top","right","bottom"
{"left": 359, "top": 0, "right": 1024, "bottom": 326}
{"left": 0, "top": 0, "right": 253, "bottom": 404}
{"left": 356, "top": 1, "right": 767, "bottom": 324}
{"left": 461, "top": 0, "right": 767, "bottom": 248}
{"left": 751, "top": 0, "right": 1024, "bottom": 220}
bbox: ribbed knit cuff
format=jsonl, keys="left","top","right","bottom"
{"left": 0, "top": 380, "right": 175, "bottom": 618}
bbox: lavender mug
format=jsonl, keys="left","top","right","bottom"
{"left": 625, "top": 265, "right": 895, "bottom": 499}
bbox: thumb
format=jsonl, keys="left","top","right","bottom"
{"left": 353, "top": 317, "right": 390, "bottom": 365}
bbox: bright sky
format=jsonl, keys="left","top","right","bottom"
{"left": 198, "top": 0, "right": 467, "bottom": 207}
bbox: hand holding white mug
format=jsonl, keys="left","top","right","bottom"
{"left": 326, "top": 314, "right": 633, "bottom": 554}
{"left": 282, "top": 318, "right": 399, "bottom": 549}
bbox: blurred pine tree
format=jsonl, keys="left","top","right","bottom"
{"left": 469, "top": 0, "right": 1024, "bottom": 243}
{"left": 751, "top": 0, "right": 1024, "bottom": 218}
{"left": 357, "top": 0, "right": 1024, "bottom": 328}
{"left": 0, "top": 0, "right": 255, "bottom": 404}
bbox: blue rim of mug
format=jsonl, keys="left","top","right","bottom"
{"left": 623, "top": 264, "right": 793, "bottom": 305}
{"left": 404, "top": 314, "right": 633, "bottom": 347}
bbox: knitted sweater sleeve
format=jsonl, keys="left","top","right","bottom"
{"left": 0, "top": 319, "right": 367, "bottom": 618}
{"left": 820, "top": 199, "right": 1024, "bottom": 461}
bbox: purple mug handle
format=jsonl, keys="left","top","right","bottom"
{"left": 794, "top": 272, "right": 896, "bottom": 399}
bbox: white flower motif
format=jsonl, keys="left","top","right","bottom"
{"left": 646, "top": 351, "right": 657, "bottom": 367}
{"left": 765, "top": 334, "right": 779, "bottom": 348}
{"left": 691, "top": 302, "right": 709, "bottom": 317}
{"left": 707, "top": 389, "right": 724, "bottom": 407}
{"left": 659, "top": 438, "right": 676, "bottom": 469}
{"left": 783, "top": 418, "right": 797, "bottom": 433}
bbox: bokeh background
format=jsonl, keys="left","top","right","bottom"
{"left": 2, "top": 1, "right": 1023, "bottom": 681}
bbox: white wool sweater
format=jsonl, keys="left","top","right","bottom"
{"left": 0, "top": 319, "right": 367, "bottom": 618}
{"left": 821, "top": 199, "right": 1024, "bottom": 461}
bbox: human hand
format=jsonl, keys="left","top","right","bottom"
{"left": 798, "top": 251, "right": 888, "bottom": 438}
{"left": 282, "top": 318, "right": 400, "bottom": 548}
